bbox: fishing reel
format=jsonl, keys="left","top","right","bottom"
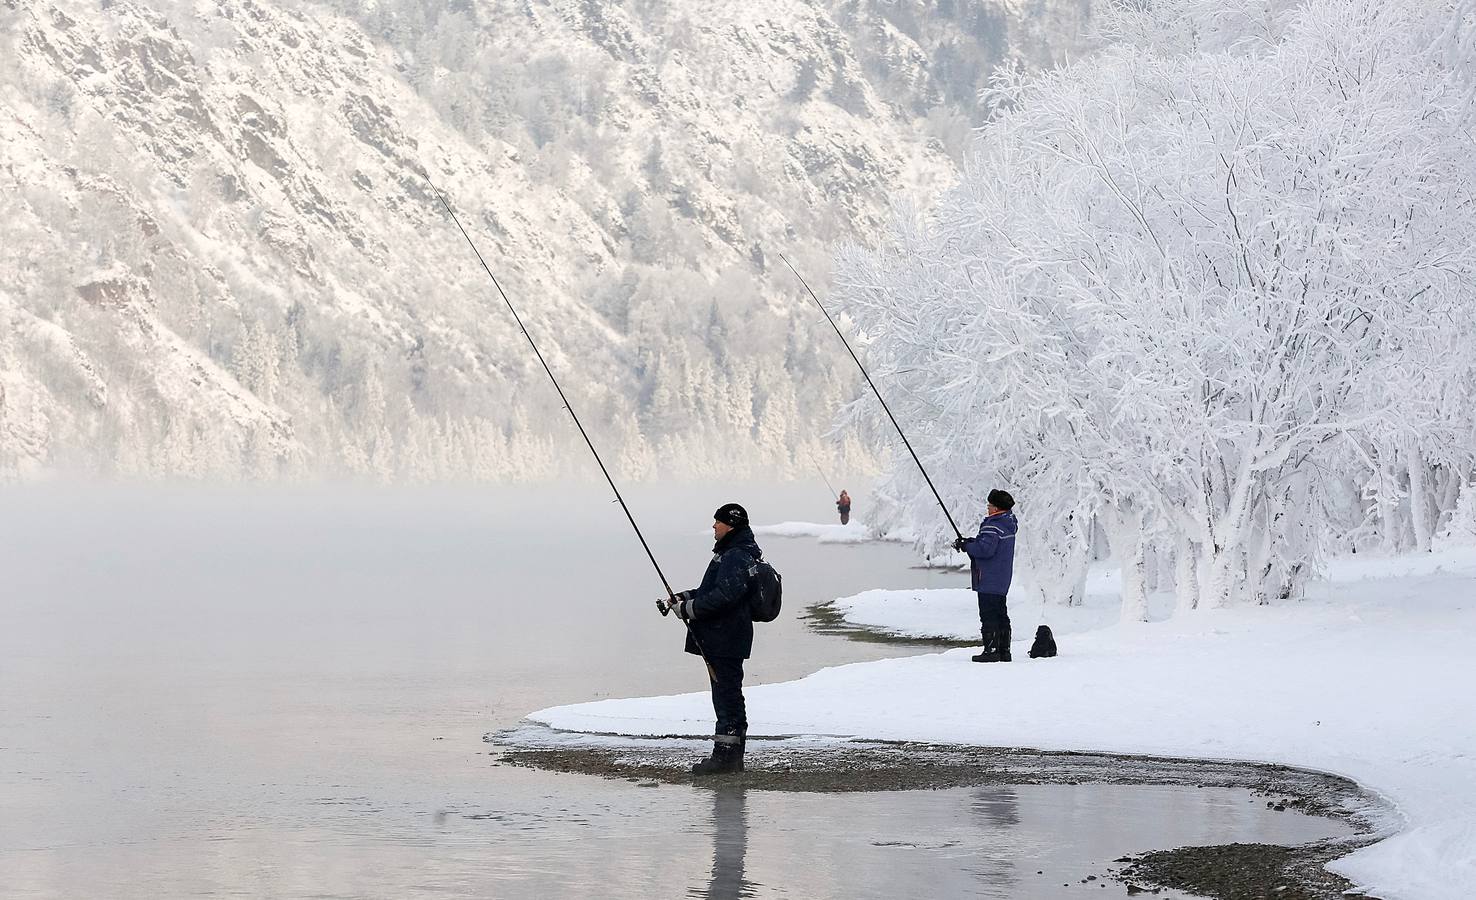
{"left": 657, "top": 594, "right": 688, "bottom": 619}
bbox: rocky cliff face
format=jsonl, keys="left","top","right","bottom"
{"left": 0, "top": 0, "right": 1088, "bottom": 480}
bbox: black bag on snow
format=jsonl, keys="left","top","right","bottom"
{"left": 1028, "top": 624, "right": 1058, "bottom": 658}
{"left": 746, "top": 555, "right": 783, "bottom": 622}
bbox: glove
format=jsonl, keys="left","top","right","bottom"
{"left": 663, "top": 592, "right": 692, "bottom": 620}
{"left": 952, "top": 537, "right": 967, "bottom": 552}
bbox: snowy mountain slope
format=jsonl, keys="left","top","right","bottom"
{"left": 0, "top": 0, "right": 1089, "bottom": 480}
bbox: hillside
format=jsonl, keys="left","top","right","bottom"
{"left": 0, "top": 0, "right": 1089, "bottom": 480}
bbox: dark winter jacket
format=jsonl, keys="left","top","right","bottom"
{"left": 679, "top": 525, "right": 761, "bottom": 660}
{"left": 963, "top": 510, "right": 1018, "bottom": 596}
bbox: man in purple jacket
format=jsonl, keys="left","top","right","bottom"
{"left": 954, "top": 489, "right": 1018, "bottom": 663}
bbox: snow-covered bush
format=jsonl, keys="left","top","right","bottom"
{"left": 838, "top": 0, "right": 1476, "bottom": 612}
{"left": 1437, "top": 483, "right": 1476, "bottom": 549}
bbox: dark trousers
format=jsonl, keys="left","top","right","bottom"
{"left": 839, "top": 507, "right": 851, "bottom": 525}
{"left": 977, "top": 592, "right": 1011, "bottom": 653}
{"left": 709, "top": 656, "right": 747, "bottom": 736}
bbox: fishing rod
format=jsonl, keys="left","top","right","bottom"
{"left": 809, "top": 454, "right": 837, "bottom": 497}
{"left": 779, "top": 253, "right": 965, "bottom": 543}
{"left": 422, "top": 168, "right": 715, "bottom": 678}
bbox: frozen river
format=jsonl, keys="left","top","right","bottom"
{"left": 0, "top": 484, "right": 1349, "bottom": 898}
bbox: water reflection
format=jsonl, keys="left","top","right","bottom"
{"left": 0, "top": 486, "right": 1363, "bottom": 899}
{"left": 970, "top": 786, "right": 1021, "bottom": 894}
{"left": 691, "top": 788, "right": 758, "bottom": 900}
{"left": 972, "top": 785, "right": 1021, "bottom": 828}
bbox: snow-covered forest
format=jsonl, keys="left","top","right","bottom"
{"left": 6, "top": 0, "right": 1473, "bottom": 615}
{"left": 841, "top": 0, "right": 1476, "bottom": 612}
{"left": 0, "top": 0, "right": 1088, "bottom": 481}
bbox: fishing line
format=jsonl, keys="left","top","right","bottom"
{"left": 779, "top": 254, "right": 964, "bottom": 543}
{"left": 422, "top": 168, "right": 715, "bottom": 677}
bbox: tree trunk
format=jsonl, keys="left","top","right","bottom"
{"left": 1407, "top": 442, "right": 1433, "bottom": 552}
{"left": 1174, "top": 532, "right": 1199, "bottom": 615}
{"left": 1203, "top": 452, "right": 1259, "bottom": 610}
{"left": 1246, "top": 495, "right": 1275, "bottom": 606}
{"left": 1108, "top": 505, "right": 1149, "bottom": 622}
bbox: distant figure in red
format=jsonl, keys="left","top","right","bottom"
{"left": 836, "top": 490, "right": 852, "bottom": 525}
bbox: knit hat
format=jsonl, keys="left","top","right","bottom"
{"left": 987, "top": 489, "right": 1015, "bottom": 510}
{"left": 714, "top": 503, "right": 749, "bottom": 528}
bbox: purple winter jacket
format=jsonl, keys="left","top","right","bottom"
{"left": 963, "top": 510, "right": 1018, "bottom": 596}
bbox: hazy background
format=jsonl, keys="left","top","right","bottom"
{"left": 0, "top": 0, "right": 1090, "bottom": 483}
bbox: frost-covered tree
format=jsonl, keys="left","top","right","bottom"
{"left": 838, "top": 0, "right": 1476, "bottom": 612}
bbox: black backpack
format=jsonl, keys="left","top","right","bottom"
{"left": 1028, "top": 625, "right": 1058, "bottom": 658}
{"left": 746, "top": 555, "right": 783, "bottom": 622}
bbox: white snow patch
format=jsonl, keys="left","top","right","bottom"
{"left": 829, "top": 586, "right": 1138, "bottom": 641}
{"left": 527, "top": 545, "right": 1476, "bottom": 900}
{"left": 827, "top": 563, "right": 1135, "bottom": 640}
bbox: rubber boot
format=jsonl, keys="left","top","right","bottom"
{"left": 997, "top": 626, "right": 1013, "bottom": 662}
{"left": 971, "top": 629, "right": 1001, "bottom": 663}
{"left": 692, "top": 735, "right": 743, "bottom": 776}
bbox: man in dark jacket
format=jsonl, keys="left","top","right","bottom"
{"left": 954, "top": 489, "right": 1018, "bottom": 663}
{"left": 665, "top": 502, "right": 761, "bottom": 775}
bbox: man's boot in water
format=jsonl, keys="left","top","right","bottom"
{"left": 692, "top": 734, "right": 743, "bottom": 776}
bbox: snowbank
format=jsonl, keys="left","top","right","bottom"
{"left": 826, "top": 565, "right": 1130, "bottom": 640}
{"left": 751, "top": 520, "right": 916, "bottom": 545}
{"left": 527, "top": 546, "right": 1476, "bottom": 900}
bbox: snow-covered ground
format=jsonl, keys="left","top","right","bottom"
{"left": 752, "top": 520, "right": 917, "bottom": 544}
{"left": 825, "top": 564, "right": 1133, "bottom": 641}
{"left": 527, "top": 544, "right": 1476, "bottom": 900}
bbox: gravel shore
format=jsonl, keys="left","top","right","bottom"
{"left": 496, "top": 737, "right": 1388, "bottom": 899}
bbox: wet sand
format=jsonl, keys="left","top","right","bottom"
{"left": 497, "top": 738, "right": 1385, "bottom": 898}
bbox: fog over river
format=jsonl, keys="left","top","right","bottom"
{"left": 0, "top": 484, "right": 1347, "bottom": 898}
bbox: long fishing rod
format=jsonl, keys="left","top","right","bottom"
{"left": 809, "top": 454, "right": 837, "bottom": 497}
{"left": 779, "top": 253, "right": 965, "bottom": 543}
{"left": 422, "top": 169, "right": 715, "bottom": 677}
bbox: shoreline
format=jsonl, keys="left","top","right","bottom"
{"left": 492, "top": 731, "right": 1390, "bottom": 899}
{"left": 785, "top": 600, "right": 1390, "bottom": 897}
{"left": 519, "top": 543, "right": 1476, "bottom": 898}
{"left": 801, "top": 599, "right": 976, "bottom": 648}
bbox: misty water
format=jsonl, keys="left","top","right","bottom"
{"left": 0, "top": 484, "right": 1349, "bottom": 898}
